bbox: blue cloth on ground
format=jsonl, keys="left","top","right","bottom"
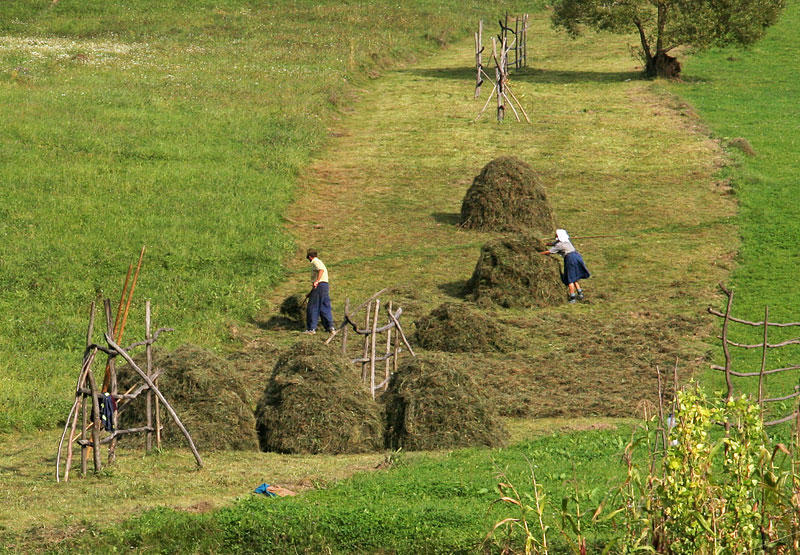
{"left": 254, "top": 483, "right": 277, "bottom": 497}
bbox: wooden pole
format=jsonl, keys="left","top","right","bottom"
{"left": 493, "top": 38, "right": 504, "bottom": 122}
{"left": 85, "top": 367, "right": 103, "bottom": 473}
{"left": 721, "top": 286, "right": 735, "bottom": 402}
{"left": 370, "top": 299, "right": 380, "bottom": 399}
{"left": 105, "top": 334, "right": 203, "bottom": 468}
{"left": 759, "top": 305, "right": 769, "bottom": 411}
{"left": 104, "top": 300, "right": 119, "bottom": 464}
{"left": 514, "top": 16, "right": 519, "bottom": 70}
{"left": 82, "top": 302, "right": 94, "bottom": 477}
{"left": 342, "top": 298, "right": 350, "bottom": 355}
{"left": 145, "top": 300, "right": 153, "bottom": 452}
{"left": 387, "top": 308, "right": 415, "bottom": 357}
{"left": 475, "top": 20, "right": 483, "bottom": 98}
{"left": 391, "top": 323, "right": 400, "bottom": 391}
{"left": 361, "top": 301, "right": 372, "bottom": 381}
{"left": 384, "top": 301, "right": 393, "bottom": 392}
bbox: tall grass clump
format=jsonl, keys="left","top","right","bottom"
{"left": 0, "top": 0, "right": 535, "bottom": 432}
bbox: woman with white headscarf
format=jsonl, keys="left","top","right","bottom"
{"left": 540, "top": 228, "right": 590, "bottom": 303}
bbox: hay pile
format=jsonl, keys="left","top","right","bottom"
{"left": 413, "top": 302, "right": 515, "bottom": 353}
{"left": 118, "top": 344, "right": 259, "bottom": 451}
{"left": 279, "top": 293, "right": 306, "bottom": 327}
{"left": 460, "top": 156, "right": 555, "bottom": 234}
{"left": 466, "top": 234, "right": 564, "bottom": 308}
{"left": 255, "top": 337, "right": 383, "bottom": 455}
{"left": 384, "top": 353, "right": 507, "bottom": 451}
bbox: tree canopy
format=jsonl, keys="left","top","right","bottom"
{"left": 551, "top": 0, "right": 785, "bottom": 77}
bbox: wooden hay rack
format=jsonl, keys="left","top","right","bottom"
{"left": 474, "top": 13, "right": 530, "bottom": 123}
{"left": 56, "top": 251, "right": 202, "bottom": 482}
{"left": 709, "top": 284, "right": 800, "bottom": 426}
{"left": 325, "top": 289, "right": 415, "bottom": 399}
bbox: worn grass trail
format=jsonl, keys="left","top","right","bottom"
{"left": 265, "top": 12, "right": 736, "bottom": 417}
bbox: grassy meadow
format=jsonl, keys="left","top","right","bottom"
{"left": 2, "top": 0, "right": 799, "bottom": 552}
{"left": 668, "top": 0, "right": 800, "bottom": 416}
{"left": 0, "top": 0, "right": 531, "bottom": 432}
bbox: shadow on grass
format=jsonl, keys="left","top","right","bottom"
{"left": 253, "top": 315, "right": 303, "bottom": 332}
{"left": 437, "top": 280, "right": 469, "bottom": 299}
{"left": 401, "top": 66, "right": 644, "bottom": 84}
{"left": 432, "top": 211, "right": 461, "bottom": 225}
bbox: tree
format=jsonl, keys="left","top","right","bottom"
{"left": 551, "top": 0, "right": 785, "bottom": 78}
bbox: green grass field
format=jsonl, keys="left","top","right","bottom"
{"left": 2, "top": 0, "right": 799, "bottom": 551}
{"left": 0, "top": 0, "right": 531, "bottom": 432}
{"left": 669, "top": 0, "right": 800, "bottom": 413}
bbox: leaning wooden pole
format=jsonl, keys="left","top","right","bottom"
{"left": 720, "top": 285, "right": 735, "bottom": 402}
{"left": 106, "top": 334, "right": 203, "bottom": 468}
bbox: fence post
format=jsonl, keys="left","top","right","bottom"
{"left": 721, "top": 287, "right": 735, "bottom": 402}
{"left": 759, "top": 305, "right": 769, "bottom": 411}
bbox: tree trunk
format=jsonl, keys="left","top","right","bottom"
{"left": 645, "top": 51, "right": 681, "bottom": 79}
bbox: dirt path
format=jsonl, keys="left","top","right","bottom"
{"left": 258, "top": 13, "right": 736, "bottom": 418}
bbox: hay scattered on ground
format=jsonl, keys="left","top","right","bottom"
{"left": 118, "top": 344, "right": 259, "bottom": 451}
{"left": 465, "top": 234, "right": 565, "bottom": 308}
{"left": 460, "top": 156, "right": 556, "bottom": 234}
{"left": 255, "top": 337, "right": 383, "bottom": 455}
{"left": 413, "top": 302, "right": 515, "bottom": 353}
{"left": 384, "top": 352, "right": 507, "bottom": 451}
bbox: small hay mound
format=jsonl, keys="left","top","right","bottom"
{"left": 729, "top": 137, "right": 756, "bottom": 156}
{"left": 255, "top": 337, "right": 383, "bottom": 455}
{"left": 414, "top": 302, "right": 514, "bottom": 353}
{"left": 460, "top": 156, "right": 555, "bottom": 234}
{"left": 384, "top": 352, "right": 507, "bottom": 451}
{"left": 466, "top": 234, "right": 565, "bottom": 308}
{"left": 118, "top": 344, "right": 259, "bottom": 451}
{"left": 279, "top": 293, "right": 306, "bottom": 326}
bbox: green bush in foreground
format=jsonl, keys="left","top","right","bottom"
{"left": 487, "top": 388, "right": 800, "bottom": 554}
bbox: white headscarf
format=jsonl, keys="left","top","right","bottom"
{"left": 555, "top": 229, "right": 570, "bottom": 243}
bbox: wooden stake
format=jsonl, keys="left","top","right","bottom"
{"left": 342, "top": 298, "right": 350, "bottom": 355}
{"left": 759, "top": 305, "right": 769, "bottom": 412}
{"left": 145, "top": 300, "right": 153, "bottom": 452}
{"left": 384, "top": 301, "right": 393, "bottom": 392}
{"left": 370, "top": 299, "right": 380, "bottom": 399}
{"left": 362, "top": 301, "right": 372, "bottom": 381}
{"left": 85, "top": 367, "right": 103, "bottom": 473}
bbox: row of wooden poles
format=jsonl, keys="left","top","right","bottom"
{"left": 325, "top": 289, "right": 415, "bottom": 399}
{"left": 474, "top": 14, "right": 530, "bottom": 122}
{"left": 709, "top": 284, "right": 800, "bottom": 426}
{"left": 56, "top": 249, "right": 202, "bottom": 482}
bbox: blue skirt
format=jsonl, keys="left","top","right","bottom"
{"left": 562, "top": 252, "right": 590, "bottom": 285}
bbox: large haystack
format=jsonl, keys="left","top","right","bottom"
{"left": 255, "top": 337, "right": 383, "bottom": 455}
{"left": 466, "top": 234, "right": 564, "bottom": 308}
{"left": 384, "top": 353, "right": 507, "bottom": 451}
{"left": 414, "top": 302, "right": 515, "bottom": 353}
{"left": 460, "top": 156, "right": 555, "bottom": 234}
{"left": 118, "top": 344, "right": 259, "bottom": 451}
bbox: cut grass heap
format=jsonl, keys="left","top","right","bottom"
{"left": 119, "top": 344, "right": 259, "bottom": 451}
{"left": 466, "top": 234, "right": 565, "bottom": 308}
{"left": 255, "top": 337, "right": 383, "bottom": 455}
{"left": 460, "top": 156, "right": 556, "bottom": 234}
{"left": 413, "top": 302, "right": 515, "bottom": 353}
{"left": 384, "top": 352, "right": 508, "bottom": 451}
